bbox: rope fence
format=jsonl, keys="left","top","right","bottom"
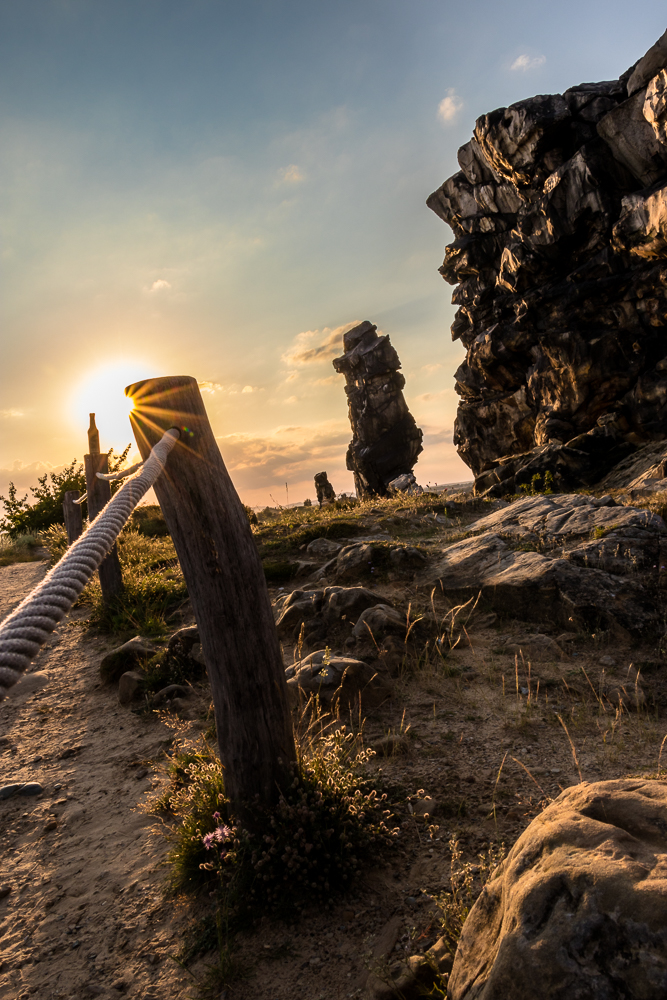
{"left": 0, "top": 428, "right": 179, "bottom": 699}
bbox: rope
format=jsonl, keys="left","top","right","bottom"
{"left": 0, "top": 428, "right": 179, "bottom": 699}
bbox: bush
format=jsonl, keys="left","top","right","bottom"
{"left": 158, "top": 727, "right": 396, "bottom": 914}
{"left": 0, "top": 446, "right": 131, "bottom": 538}
{"left": 0, "top": 533, "right": 43, "bottom": 567}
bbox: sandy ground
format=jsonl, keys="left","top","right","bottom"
{"left": 0, "top": 561, "right": 194, "bottom": 1000}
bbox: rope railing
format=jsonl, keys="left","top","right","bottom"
{"left": 0, "top": 428, "right": 179, "bottom": 699}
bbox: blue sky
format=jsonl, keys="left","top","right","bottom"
{"left": 1, "top": 0, "right": 665, "bottom": 505}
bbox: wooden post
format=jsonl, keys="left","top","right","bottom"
{"left": 62, "top": 490, "right": 83, "bottom": 545}
{"left": 84, "top": 413, "right": 124, "bottom": 602}
{"left": 125, "top": 375, "right": 296, "bottom": 823}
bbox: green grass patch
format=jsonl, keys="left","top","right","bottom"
{"left": 0, "top": 533, "right": 44, "bottom": 567}
{"left": 42, "top": 524, "right": 188, "bottom": 637}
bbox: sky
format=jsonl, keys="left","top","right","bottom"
{"left": 0, "top": 1, "right": 665, "bottom": 507}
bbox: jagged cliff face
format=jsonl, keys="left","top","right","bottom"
{"left": 428, "top": 29, "right": 667, "bottom": 495}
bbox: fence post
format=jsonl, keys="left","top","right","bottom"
{"left": 124, "top": 375, "right": 296, "bottom": 823}
{"left": 62, "top": 490, "right": 83, "bottom": 545}
{"left": 84, "top": 413, "right": 124, "bottom": 602}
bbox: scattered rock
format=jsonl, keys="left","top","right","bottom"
{"left": 367, "top": 954, "right": 441, "bottom": 1000}
{"left": 412, "top": 796, "right": 437, "bottom": 819}
{"left": 43, "top": 818, "right": 58, "bottom": 833}
{"left": 502, "top": 633, "right": 567, "bottom": 661}
{"left": 286, "top": 650, "right": 392, "bottom": 710}
{"left": 99, "top": 636, "right": 157, "bottom": 684}
{"left": 118, "top": 671, "right": 145, "bottom": 706}
{"left": 151, "top": 684, "right": 192, "bottom": 707}
{"left": 19, "top": 782, "right": 43, "bottom": 797}
{"left": 332, "top": 321, "right": 423, "bottom": 498}
{"left": 306, "top": 537, "right": 342, "bottom": 556}
{"left": 0, "top": 884, "right": 12, "bottom": 899}
{"left": 0, "top": 783, "right": 24, "bottom": 800}
{"left": 388, "top": 472, "right": 423, "bottom": 496}
{"left": 371, "top": 733, "right": 410, "bottom": 756}
{"left": 10, "top": 671, "right": 49, "bottom": 697}
{"left": 449, "top": 778, "right": 667, "bottom": 1000}
{"left": 332, "top": 542, "right": 426, "bottom": 583}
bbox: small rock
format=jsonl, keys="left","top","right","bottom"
{"left": 134, "top": 768, "right": 149, "bottom": 780}
{"left": 0, "top": 783, "right": 23, "bottom": 800}
{"left": 19, "top": 782, "right": 43, "bottom": 797}
{"left": 599, "top": 655, "right": 616, "bottom": 667}
{"left": 11, "top": 671, "right": 49, "bottom": 696}
{"left": 99, "top": 636, "right": 156, "bottom": 684}
{"left": 43, "top": 818, "right": 58, "bottom": 833}
{"left": 372, "top": 733, "right": 409, "bottom": 756}
{"left": 118, "top": 671, "right": 144, "bottom": 706}
{"left": 0, "top": 884, "right": 12, "bottom": 899}
{"left": 306, "top": 537, "right": 342, "bottom": 556}
{"left": 151, "top": 684, "right": 192, "bottom": 707}
{"left": 412, "top": 796, "right": 438, "bottom": 819}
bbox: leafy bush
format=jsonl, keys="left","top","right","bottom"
{"left": 0, "top": 446, "right": 131, "bottom": 538}
{"left": 128, "top": 504, "right": 170, "bottom": 537}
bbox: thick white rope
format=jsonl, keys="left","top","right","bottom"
{"left": 0, "top": 428, "right": 179, "bottom": 699}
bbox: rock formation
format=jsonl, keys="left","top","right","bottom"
{"left": 449, "top": 779, "right": 667, "bottom": 1000}
{"left": 332, "top": 321, "right": 423, "bottom": 499}
{"left": 314, "top": 471, "right": 336, "bottom": 506}
{"left": 428, "top": 28, "right": 667, "bottom": 495}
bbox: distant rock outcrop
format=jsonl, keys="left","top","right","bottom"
{"left": 428, "top": 28, "right": 667, "bottom": 495}
{"left": 333, "top": 321, "right": 423, "bottom": 499}
{"left": 314, "top": 471, "right": 336, "bottom": 507}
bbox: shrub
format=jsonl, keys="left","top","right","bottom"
{"left": 0, "top": 446, "right": 131, "bottom": 538}
{"left": 128, "top": 504, "right": 170, "bottom": 537}
{"left": 158, "top": 727, "right": 396, "bottom": 914}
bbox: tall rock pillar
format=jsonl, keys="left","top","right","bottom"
{"left": 332, "top": 321, "right": 423, "bottom": 499}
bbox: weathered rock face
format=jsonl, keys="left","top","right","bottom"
{"left": 332, "top": 321, "right": 423, "bottom": 498}
{"left": 428, "top": 29, "right": 667, "bottom": 495}
{"left": 314, "top": 471, "right": 336, "bottom": 506}
{"left": 449, "top": 779, "right": 667, "bottom": 1000}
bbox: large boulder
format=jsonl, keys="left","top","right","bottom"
{"left": 285, "top": 650, "right": 392, "bottom": 710}
{"left": 449, "top": 778, "right": 667, "bottom": 1000}
{"left": 428, "top": 30, "right": 667, "bottom": 495}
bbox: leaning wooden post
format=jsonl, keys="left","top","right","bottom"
{"left": 83, "top": 413, "right": 124, "bottom": 602}
{"left": 62, "top": 490, "right": 83, "bottom": 545}
{"left": 124, "top": 375, "right": 296, "bottom": 824}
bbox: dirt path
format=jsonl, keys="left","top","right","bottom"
{"left": 0, "top": 562, "right": 194, "bottom": 1000}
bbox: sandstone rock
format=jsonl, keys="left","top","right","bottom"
{"left": 314, "top": 471, "right": 336, "bottom": 506}
{"left": 151, "top": 684, "right": 192, "bottom": 707}
{"left": 449, "top": 778, "right": 667, "bottom": 1000}
{"left": 331, "top": 542, "right": 426, "bottom": 583}
{"left": 428, "top": 31, "right": 667, "bottom": 496}
{"left": 332, "top": 321, "right": 423, "bottom": 499}
{"left": 306, "top": 537, "right": 342, "bottom": 556}
{"left": 286, "top": 650, "right": 392, "bottom": 710}
{"left": 99, "top": 636, "right": 156, "bottom": 684}
{"left": 117, "top": 671, "right": 144, "bottom": 706}
{"left": 419, "top": 512, "right": 661, "bottom": 638}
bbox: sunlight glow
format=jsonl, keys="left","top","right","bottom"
{"left": 67, "top": 360, "right": 156, "bottom": 455}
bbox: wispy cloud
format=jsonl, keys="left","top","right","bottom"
{"left": 148, "top": 278, "right": 172, "bottom": 293}
{"left": 198, "top": 381, "right": 263, "bottom": 396}
{"left": 0, "top": 409, "right": 24, "bottom": 419}
{"left": 280, "top": 164, "right": 304, "bottom": 183}
{"left": 437, "top": 90, "right": 463, "bottom": 125}
{"left": 511, "top": 54, "right": 546, "bottom": 72}
{"left": 416, "top": 390, "right": 449, "bottom": 402}
{"left": 314, "top": 374, "right": 343, "bottom": 386}
{"left": 281, "top": 321, "right": 359, "bottom": 366}
{"left": 421, "top": 363, "right": 442, "bottom": 373}
{"left": 218, "top": 422, "right": 350, "bottom": 485}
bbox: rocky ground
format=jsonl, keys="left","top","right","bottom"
{"left": 2, "top": 486, "right": 667, "bottom": 999}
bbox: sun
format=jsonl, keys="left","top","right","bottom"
{"left": 67, "top": 359, "right": 157, "bottom": 454}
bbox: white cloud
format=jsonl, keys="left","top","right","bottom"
{"left": 437, "top": 90, "right": 463, "bottom": 125}
{"left": 285, "top": 395, "right": 298, "bottom": 404}
{"left": 241, "top": 385, "right": 258, "bottom": 394}
{"left": 511, "top": 54, "right": 546, "bottom": 72}
{"left": 280, "top": 164, "right": 304, "bottom": 183}
{"left": 148, "top": 278, "right": 172, "bottom": 293}
{"left": 281, "top": 321, "right": 359, "bottom": 366}
{"left": 421, "top": 363, "right": 442, "bottom": 373}
{"left": 0, "top": 409, "right": 24, "bottom": 418}
{"left": 198, "top": 381, "right": 224, "bottom": 394}
{"left": 198, "top": 381, "right": 263, "bottom": 396}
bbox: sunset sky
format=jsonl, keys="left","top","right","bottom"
{"left": 1, "top": 1, "right": 664, "bottom": 506}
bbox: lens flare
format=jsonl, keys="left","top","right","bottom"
{"left": 67, "top": 360, "right": 156, "bottom": 452}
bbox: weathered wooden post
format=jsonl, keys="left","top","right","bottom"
{"left": 84, "top": 413, "right": 124, "bottom": 602}
{"left": 124, "top": 376, "right": 296, "bottom": 823}
{"left": 62, "top": 490, "right": 83, "bottom": 545}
